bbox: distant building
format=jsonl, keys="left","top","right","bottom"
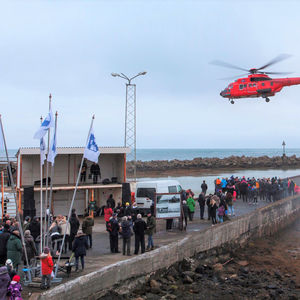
{"left": 16, "top": 147, "right": 130, "bottom": 216}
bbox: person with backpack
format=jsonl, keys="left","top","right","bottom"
{"left": 217, "top": 204, "right": 225, "bottom": 223}
{"left": 120, "top": 216, "right": 132, "bottom": 256}
{"left": 107, "top": 214, "right": 120, "bottom": 253}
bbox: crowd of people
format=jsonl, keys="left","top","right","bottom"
{"left": 0, "top": 175, "right": 297, "bottom": 297}
{"left": 181, "top": 176, "right": 297, "bottom": 227}
{"left": 103, "top": 197, "right": 156, "bottom": 256}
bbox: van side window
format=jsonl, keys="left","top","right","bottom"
{"left": 168, "top": 186, "right": 177, "bottom": 193}
{"left": 136, "top": 188, "right": 156, "bottom": 199}
{"left": 177, "top": 185, "right": 182, "bottom": 192}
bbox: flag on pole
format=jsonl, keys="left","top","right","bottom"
{"left": 40, "top": 137, "right": 46, "bottom": 165}
{"left": 33, "top": 109, "right": 54, "bottom": 139}
{"left": 47, "top": 129, "right": 57, "bottom": 165}
{"left": 83, "top": 127, "right": 100, "bottom": 163}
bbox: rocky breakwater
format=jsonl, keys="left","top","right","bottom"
{"left": 127, "top": 155, "right": 300, "bottom": 174}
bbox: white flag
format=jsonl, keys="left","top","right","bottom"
{"left": 47, "top": 128, "right": 57, "bottom": 165}
{"left": 33, "top": 109, "right": 54, "bottom": 139}
{"left": 40, "top": 137, "right": 46, "bottom": 165}
{"left": 83, "top": 128, "right": 100, "bottom": 163}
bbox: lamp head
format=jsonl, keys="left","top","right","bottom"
{"left": 111, "top": 73, "right": 119, "bottom": 77}
{"left": 139, "top": 71, "right": 147, "bottom": 76}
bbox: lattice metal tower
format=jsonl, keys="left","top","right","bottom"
{"left": 111, "top": 72, "right": 147, "bottom": 180}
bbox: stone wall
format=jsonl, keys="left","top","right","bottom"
{"left": 39, "top": 195, "right": 300, "bottom": 300}
{"left": 127, "top": 155, "right": 300, "bottom": 173}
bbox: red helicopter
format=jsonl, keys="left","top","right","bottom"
{"left": 211, "top": 54, "right": 300, "bottom": 104}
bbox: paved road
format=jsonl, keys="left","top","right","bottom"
{"left": 61, "top": 196, "right": 277, "bottom": 276}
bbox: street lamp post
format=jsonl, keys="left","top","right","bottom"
{"left": 111, "top": 72, "right": 147, "bottom": 181}
{"left": 282, "top": 141, "right": 286, "bottom": 156}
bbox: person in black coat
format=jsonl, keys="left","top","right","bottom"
{"left": 69, "top": 211, "right": 80, "bottom": 250}
{"left": 206, "top": 195, "right": 212, "bottom": 220}
{"left": 120, "top": 216, "right": 132, "bottom": 256}
{"left": 107, "top": 194, "right": 116, "bottom": 210}
{"left": 72, "top": 230, "right": 89, "bottom": 271}
{"left": 108, "top": 214, "right": 120, "bottom": 253}
{"left": 0, "top": 224, "right": 10, "bottom": 265}
{"left": 198, "top": 193, "right": 206, "bottom": 220}
{"left": 133, "top": 214, "right": 147, "bottom": 254}
{"left": 28, "top": 217, "right": 40, "bottom": 252}
{"left": 182, "top": 201, "right": 189, "bottom": 229}
{"left": 90, "top": 162, "right": 101, "bottom": 184}
{"left": 201, "top": 181, "right": 208, "bottom": 195}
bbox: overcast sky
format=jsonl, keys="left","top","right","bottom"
{"left": 1, "top": 0, "right": 300, "bottom": 149}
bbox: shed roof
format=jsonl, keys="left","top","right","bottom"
{"left": 17, "top": 146, "right": 131, "bottom": 156}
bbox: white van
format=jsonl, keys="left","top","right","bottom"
{"left": 135, "top": 180, "right": 182, "bottom": 214}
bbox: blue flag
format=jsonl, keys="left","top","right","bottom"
{"left": 47, "top": 127, "right": 57, "bottom": 165}
{"left": 83, "top": 128, "right": 100, "bottom": 163}
{"left": 33, "top": 109, "right": 54, "bottom": 139}
{"left": 40, "top": 137, "right": 46, "bottom": 165}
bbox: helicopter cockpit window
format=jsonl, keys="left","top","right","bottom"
{"left": 262, "top": 83, "right": 265, "bottom": 86}
{"left": 249, "top": 84, "right": 252, "bottom": 87}
{"left": 243, "top": 84, "right": 247, "bottom": 88}
{"left": 239, "top": 84, "right": 243, "bottom": 90}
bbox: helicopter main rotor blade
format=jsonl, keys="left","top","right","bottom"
{"left": 219, "top": 73, "right": 249, "bottom": 80}
{"left": 260, "top": 71, "right": 293, "bottom": 75}
{"left": 210, "top": 60, "right": 248, "bottom": 72}
{"left": 257, "top": 54, "right": 292, "bottom": 71}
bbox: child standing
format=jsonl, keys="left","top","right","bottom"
{"left": 7, "top": 275, "right": 22, "bottom": 300}
{"left": 40, "top": 247, "right": 54, "bottom": 290}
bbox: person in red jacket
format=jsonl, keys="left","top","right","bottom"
{"left": 104, "top": 204, "right": 113, "bottom": 227}
{"left": 40, "top": 247, "right": 54, "bottom": 289}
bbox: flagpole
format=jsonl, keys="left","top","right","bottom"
{"left": 39, "top": 116, "right": 43, "bottom": 254}
{"left": 0, "top": 115, "right": 30, "bottom": 269}
{"left": 54, "top": 115, "right": 95, "bottom": 277}
{"left": 43, "top": 93, "right": 52, "bottom": 249}
{"left": 46, "top": 111, "right": 57, "bottom": 246}
{"left": 1, "top": 171, "right": 4, "bottom": 220}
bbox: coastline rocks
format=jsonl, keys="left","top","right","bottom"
{"left": 127, "top": 155, "right": 300, "bottom": 174}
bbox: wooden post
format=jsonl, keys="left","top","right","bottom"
{"left": 90, "top": 189, "right": 94, "bottom": 218}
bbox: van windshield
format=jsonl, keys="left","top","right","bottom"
{"left": 136, "top": 188, "right": 156, "bottom": 199}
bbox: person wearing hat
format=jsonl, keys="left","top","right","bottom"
{"left": 0, "top": 265, "right": 10, "bottom": 299}
{"left": 23, "top": 230, "right": 37, "bottom": 265}
{"left": 7, "top": 274, "right": 22, "bottom": 299}
{"left": 124, "top": 202, "right": 132, "bottom": 217}
{"left": 5, "top": 259, "right": 16, "bottom": 280}
{"left": 40, "top": 247, "right": 54, "bottom": 289}
{"left": 6, "top": 230, "right": 22, "bottom": 271}
{"left": 72, "top": 230, "right": 88, "bottom": 271}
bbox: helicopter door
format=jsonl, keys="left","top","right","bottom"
{"left": 247, "top": 83, "right": 257, "bottom": 96}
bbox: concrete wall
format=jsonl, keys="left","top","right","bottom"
{"left": 39, "top": 194, "right": 300, "bottom": 300}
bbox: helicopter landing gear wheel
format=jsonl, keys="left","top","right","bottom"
{"left": 265, "top": 97, "right": 270, "bottom": 103}
{"left": 230, "top": 100, "right": 234, "bottom": 104}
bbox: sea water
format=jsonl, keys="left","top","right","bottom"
{"left": 136, "top": 148, "right": 300, "bottom": 161}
